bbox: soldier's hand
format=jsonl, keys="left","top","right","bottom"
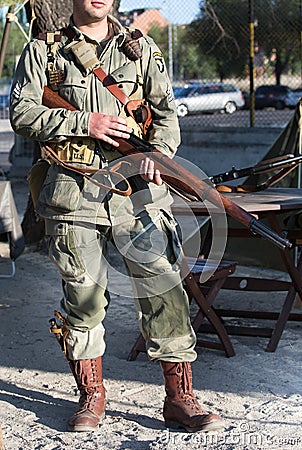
{"left": 89, "top": 112, "right": 132, "bottom": 147}
{"left": 140, "top": 157, "right": 163, "bottom": 186}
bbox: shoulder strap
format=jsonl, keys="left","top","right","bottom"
{"left": 38, "top": 30, "right": 64, "bottom": 91}
{"left": 63, "top": 25, "right": 131, "bottom": 105}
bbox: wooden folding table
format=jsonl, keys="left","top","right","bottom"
{"left": 172, "top": 187, "right": 302, "bottom": 352}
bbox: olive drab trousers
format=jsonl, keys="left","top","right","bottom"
{"left": 45, "top": 209, "right": 197, "bottom": 362}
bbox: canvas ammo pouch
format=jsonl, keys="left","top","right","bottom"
{"left": 28, "top": 137, "right": 96, "bottom": 208}
{"left": 51, "top": 137, "right": 96, "bottom": 165}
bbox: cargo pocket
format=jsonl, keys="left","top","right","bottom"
{"left": 46, "top": 221, "right": 85, "bottom": 280}
{"left": 37, "top": 165, "right": 84, "bottom": 214}
{"left": 159, "top": 209, "right": 182, "bottom": 265}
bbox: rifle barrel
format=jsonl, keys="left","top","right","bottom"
{"left": 210, "top": 154, "right": 302, "bottom": 185}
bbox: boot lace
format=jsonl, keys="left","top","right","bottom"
{"left": 179, "top": 363, "right": 206, "bottom": 414}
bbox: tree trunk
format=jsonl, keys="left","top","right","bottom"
{"left": 21, "top": 0, "right": 121, "bottom": 246}
{"left": 112, "top": 0, "right": 121, "bottom": 17}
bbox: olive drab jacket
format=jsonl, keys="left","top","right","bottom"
{"left": 10, "top": 15, "right": 181, "bottom": 225}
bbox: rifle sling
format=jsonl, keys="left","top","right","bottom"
{"left": 93, "top": 66, "right": 130, "bottom": 105}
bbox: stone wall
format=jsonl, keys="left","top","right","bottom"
{"left": 177, "top": 126, "right": 283, "bottom": 178}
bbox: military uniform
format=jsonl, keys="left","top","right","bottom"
{"left": 10, "top": 15, "right": 196, "bottom": 363}
{"left": 10, "top": 13, "right": 225, "bottom": 434}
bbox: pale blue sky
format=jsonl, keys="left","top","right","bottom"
{"left": 119, "top": 0, "right": 201, "bottom": 24}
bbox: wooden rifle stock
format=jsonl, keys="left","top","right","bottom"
{"left": 42, "top": 86, "right": 291, "bottom": 250}
{"left": 43, "top": 86, "right": 78, "bottom": 111}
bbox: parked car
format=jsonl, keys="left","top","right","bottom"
{"left": 254, "top": 85, "right": 295, "bottom": 110}
{"left": 173, "top": 83, "right": 245, "bottom": 117}
{"left": 173, "top": 86, "right": 187, "bottom": 98}
{"left": 241, "top": 91, "right": 250, "bottom": 109}
{"left": 289, "top": 88, "right": 302, "bottom": 107}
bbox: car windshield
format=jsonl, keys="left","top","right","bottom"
{"left": 173, "top": 86, "right": 195, "bottom": 98}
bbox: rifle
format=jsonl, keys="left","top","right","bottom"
{"left": 42, "top": 86, "right": 291, "bottom": 250}
{"left": 210, "top": 154, "right": 302, "bottom": 192}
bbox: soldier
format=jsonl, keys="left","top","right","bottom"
{"left": 10, "top": 0, "right": 224, "bottom": 433}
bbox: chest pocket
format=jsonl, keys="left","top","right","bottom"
{"left": 110, "top": 62, "right": 141, "bottom": 98}
{"left": 57, "top": 60, "right": 88, "bottom": 109}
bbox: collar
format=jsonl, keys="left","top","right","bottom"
{"left": 68, "top": 15, "right": 126, "bottom": 45}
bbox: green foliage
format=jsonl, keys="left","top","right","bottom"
{"left": 0, "top": 1, "right": 15, "bottom": 6}
{"left": 186, "top": 0, "right": 301, "bottom": 83}
{"left": 148, "top": 23, "right": 216, "bottom": 82}
{"left": 255, "top": 0, "right": 301, "bottom": 84}
{"left": 148, "top": 24, "right": 169, "bottom": 61}
{"left": 0, "top": 9, "right": 28, "bottom": 78}
{"left": 187, "top": 1, "right": 250, "bottom": 81}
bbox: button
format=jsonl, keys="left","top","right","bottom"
{"left": 118, "top": 84, "right": 123, "bottom": 88}
{"left": 82, "top": 128, "right": 88, "bottom": 134}
{"left": 118, "top": 74, "right": 124, "bottom": 78}
{"left": 71, "top": 128, "right": 76, "bottom": 133}
{"left": 81, "top": 80, "right": 85, "bottom": 84}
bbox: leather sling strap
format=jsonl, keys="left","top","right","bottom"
{"left": 93, "top": 66, "right": 130, "bottom": 105}
{"left": 63, "top": 25, "right": 130, "bottom": 106}
{"left": 41, "top": 143, "right": 132, "bottom": 197}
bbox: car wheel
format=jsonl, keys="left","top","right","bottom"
{"left": 275, "top": 100, "right": 285, "bottom": 110}
{"left": 177, "top": 104, "right": 189, "bottom": 117}
{"left": 224, "top": 101, "right": 237, "bottom": 114}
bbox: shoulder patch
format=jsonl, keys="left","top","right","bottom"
{"left": 153, "top": 51, "right": 165, "bottom": 73}
{"left": 11, "top": 81, "right": 22, "bottom": 100}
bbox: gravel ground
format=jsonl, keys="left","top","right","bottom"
{"left": 0, "top": 179, "right": 301, "bottom": 450}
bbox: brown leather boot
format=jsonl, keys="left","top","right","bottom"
{"left": 160, "top": 361, "right": 225, "bottom": 432}
{"left": 67, "top": 356, "right": 106, "bottom": 432}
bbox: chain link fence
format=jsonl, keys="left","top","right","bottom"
{"left": 1, "top": 1, "right": 302, "bottom": 129}
{"left": 119, "top": 0, "right": 302, "bottom": 128}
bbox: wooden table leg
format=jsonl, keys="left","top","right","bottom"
{"left": 266, "top": 214, "right": 302, "bottom": 352}
{"left": 266, "top": 250, "right": 302, "bottom": 352}
{"left": 127, "top": 333, "right": 146, "bottom": 361}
